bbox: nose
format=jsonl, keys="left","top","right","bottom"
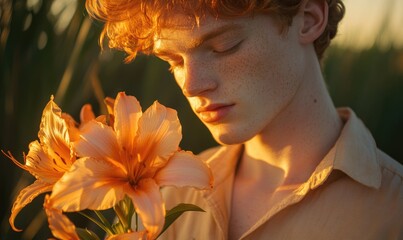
{"left": 176, "top": 57, "right": 217, "bottom": 97}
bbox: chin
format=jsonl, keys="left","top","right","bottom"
{"left": 210, "top": 128, "right": 253, "bottom": 146}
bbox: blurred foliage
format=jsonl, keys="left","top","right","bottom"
{"left": 0, "top": 0, "right": 402, "bottom": 239}
{"left": 324, "top": 46, "right": 403, "bottom": 162}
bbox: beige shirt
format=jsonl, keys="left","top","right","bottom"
{"left": 160, "top": 108, "right": 403, "bottom": 240}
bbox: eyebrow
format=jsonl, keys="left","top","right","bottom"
{"left": 191, "top": 23, "right": 243, "bottom": 49}
{"left": 154, "top": 23, "right": 243, "bottom": 56}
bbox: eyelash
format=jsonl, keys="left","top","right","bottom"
{"left": 165, "top": 40, "right": 244, "bottom": 72}
{"left": 213, "top": 40, "right": 244, "bottom": 54}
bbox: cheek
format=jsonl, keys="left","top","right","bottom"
{"left": 246, "top": 37, "right": 302, "bottom": 99}
{"left": 187, "top": 98, "right": 200, "bottom": 111}
{"left": 173, "top": 69, "right": 184, "bottom": 89}
{"left": 217, "top": 41, "right": 286, "bottom": 100}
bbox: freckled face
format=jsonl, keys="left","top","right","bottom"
{"left": 154, "top": 14, "right": 306, "bottom": 145}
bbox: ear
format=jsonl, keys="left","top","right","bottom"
{"left": 299, "top": 0, "right": 328, "bottom": 44}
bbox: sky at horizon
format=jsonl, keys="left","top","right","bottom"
{"left": 333, "top": 0, "right": 403, "bottom": 49}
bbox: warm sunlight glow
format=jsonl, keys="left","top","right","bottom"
{"left": 5, "top": 93, "right": 213, "bottom": 239}
{"left": 334, "top": 0, "right": 403, "bottom": 49}
{"left": 49, "top": 92, "right": 213, "bottom": 239}
{"left": 3, "top": 97, "right": 80, "bottom": 231}
{"left": 49, "top": 0, "right": 78, "bottom": 34}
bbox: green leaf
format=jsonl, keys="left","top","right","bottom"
{"left": 113, "top": 195, "right": 136, "bottom": 231}
{"left": 158, "top": 203, "right": 205, "bottom": 237}
{"left": 123, "top": 195, "right": 135, "bottom": 228}
{"left": 78, "top": 211, "right": 114, "bottom": 235}
{"left": 94, "top": 210, "right": 113, "bottom": 232}
{"left": 76, "top": 228, "right": 101, "bottom": 240}
{"left": 111, "top": 221, "right": 125, "bottom": 234}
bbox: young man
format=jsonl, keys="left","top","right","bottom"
{"left": 86, "top": 0, "right": 403, "bottom": 239}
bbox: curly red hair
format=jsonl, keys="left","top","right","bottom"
{"left": 86, "top": 0, "right": 345, "bottom": 62}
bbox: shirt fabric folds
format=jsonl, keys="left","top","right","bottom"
{"left": 160, "top": 108, "right": 403, "bottom": 240}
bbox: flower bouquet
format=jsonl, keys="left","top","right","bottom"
{"left": 4, "top": 92, "right": 213, "bottom": 239}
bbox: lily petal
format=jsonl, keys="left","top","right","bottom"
{"left": 44, "top": 195, "right": 80, "bottom": 240}
{"left": 155, "top": 151, "right": 213, "bottom": 189}
{"left": 25, "top": 141, "right": 66, "bottom": 182}
{"left": 80, "top": 104, "right": 95, "bottom": 124}
{"left": 129, "top": 178, "right": 165, "bottom": 239}
{"left": 38, "top": 97, "right": 73, "bottom": 165}
{"left": 4, "top": 141, "right": 64, "bottom": 183}
{"left": 106, "top": 231, "right": 146, "bottom": 240}
{"left": 136, "top": 101, "right": 181, "bottom": 168}
{"left": 9, "top": 180, "right": 53, "bottom": 231}
{"left": 114, "top": 92, "right": 142, "bottom": 154}
{"left": 61, "top": 113, "right": 81, "bottom": 142}
{"left": 73, "top": 121, "right": 120, "bottom": 162}
{"left": 50, "top": 157, "right": 128, "bottom": 212}
{"left": 104, "top": 96, "right": 115, "bottom": 115}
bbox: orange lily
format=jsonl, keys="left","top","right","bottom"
{"left": 4, "top": 97, "right": 95, "bottom": 231}
{"left": 50, "top": 92, "right": 213, "bottom": 239}
{"left": 4, "top": 97, "right": 77, "bottom": 231}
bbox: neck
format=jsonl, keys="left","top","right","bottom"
{"left": 242, "top": 59, "right": 342, "bottom": 185}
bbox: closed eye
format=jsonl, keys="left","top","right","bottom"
{"left": 213, "top": 40, "right": 244, "bottom": 54}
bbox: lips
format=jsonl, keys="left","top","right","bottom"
{"left": 196, "top": 103, "right": 234, "bottom": 123}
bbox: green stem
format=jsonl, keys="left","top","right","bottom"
{"left": 135, "top": 212, "right": 139, "bottom": 231}
{"left": 124, "top": 196, "right": 134, "bottom": 229}
{"left": 78, "top": 211, "right": 114, "bottom": 236}
{"left": 94, "top": 210, "right": 113, "bottom": 232}
{"left": 114, "top": 204, "right": 129, "bottom": 230}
